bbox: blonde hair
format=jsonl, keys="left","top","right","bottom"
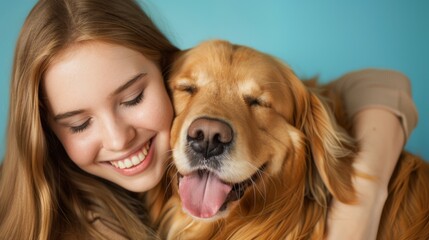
{"left": 0, "top": 0, "right": 178, "bottom": 239}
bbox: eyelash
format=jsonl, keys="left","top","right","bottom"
{"left": 70, "top": 119, "right": 91, "bottom": 134}
{"left": 122, "top": 91, "right": 144, "bottom": 107}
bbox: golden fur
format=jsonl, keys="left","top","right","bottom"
{"left": 153, "top": 40, "right": 429, "bottom": 239}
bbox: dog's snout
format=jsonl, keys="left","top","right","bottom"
{"left": 187, "top": 118, "right": 233, "bottom": 159}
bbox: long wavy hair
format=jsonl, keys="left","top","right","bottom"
{"left": 0, "top": 0, "right": 178, "bottom": 239}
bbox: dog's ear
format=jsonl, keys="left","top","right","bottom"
{"left": 299, "top": 91, "right": 355, "bottom": 204}
{"left": 278, "top": 63, "right": 356, "bottom": 205}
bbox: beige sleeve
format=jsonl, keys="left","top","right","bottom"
{"left": 331, "top": 68, "right": 418, "bottom": 139}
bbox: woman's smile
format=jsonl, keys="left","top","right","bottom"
{"left": 107, "top": 138, "right": 155, "bottom": 176}
{"left": 109, "top": 140, "right": 151, "bottom": 169}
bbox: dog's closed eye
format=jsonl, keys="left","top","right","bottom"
{"left": 243, "top": 95, "right": 271, "bottom": 108}
{"left": 174, "top": 83, "right": 197, "bottom": 95}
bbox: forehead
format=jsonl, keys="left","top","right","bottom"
{"left": 42, "top": 41, "right": 152, "bottom": 113}
{"left": 46, "top": 41, "right": 143, "bottom": 82}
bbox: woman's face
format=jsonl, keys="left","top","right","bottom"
{"left": 43, "top": 41, "right": 173, "bottom": 192}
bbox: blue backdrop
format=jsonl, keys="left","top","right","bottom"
{"left": 1, "top": 0, "right": 428, "bottom": 161}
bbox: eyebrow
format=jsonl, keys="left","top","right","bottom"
{"left": 53, "top": 72, "right": 146, "bottom": 121}
{"left": 111, "top": 72, "right": 146, "bottom": 97}
{"left": 54, "top": 110, "right": 85, "bottom": 121}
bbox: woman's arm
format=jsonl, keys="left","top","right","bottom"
{"left": 325, "top": 69, "right": 418, "bottom": 240}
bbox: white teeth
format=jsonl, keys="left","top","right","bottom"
{"left": 110, "top": 140, "right": 151, "bottom": 169}
{"left": 138, "top": 152, "right": 144, "bottom": 161}
{"left": 124, "top": 159, "right": 132, "bottom": 168}
{"left": 118, "top": 161, "right": 125, "bottom": 169}
{"left": 131, "top": 156, "right": 140, "bottom": 165}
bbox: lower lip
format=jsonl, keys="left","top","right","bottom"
{"left": 109, "top": 140, "right": 156, "bottom": 176}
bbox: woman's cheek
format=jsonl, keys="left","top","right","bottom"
{"left": 62, "top": 134, "right": 100, "bottom": 167}
{"left": 133, "top": 100, "right": 172, "bottom": 131}
{"left": 152, "top": 95, "right": 174, "bottom": 130}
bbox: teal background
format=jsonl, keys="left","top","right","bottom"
{"left": 1, "top": 0, "right": 428, "bottom": 161}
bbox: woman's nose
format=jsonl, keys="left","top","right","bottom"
{"left": 100, "top": 116, "right": 136, "bottom": 151}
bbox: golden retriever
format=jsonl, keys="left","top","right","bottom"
{"left": 149, "top": 40, "right": 429, "bottom": 239}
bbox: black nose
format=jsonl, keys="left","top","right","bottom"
{"left": 187, "top": 117, "right": 233, "bottom": 159}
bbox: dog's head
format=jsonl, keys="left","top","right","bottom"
{"left": 167, "top": 40, "right": 355, "bottom": 221}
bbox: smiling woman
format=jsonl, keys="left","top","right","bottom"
{"left": 0, "top": 0, "right": 178, "bottom": 239}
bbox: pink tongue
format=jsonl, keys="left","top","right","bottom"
{"left": 179, "top": 171, "right": 232, "bottom": 218}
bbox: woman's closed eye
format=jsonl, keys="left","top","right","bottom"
{"left": 121, "top": 91, "right": 144, "bottom": 107}
{"left": 70, "top": 118, "right": 92, "bottom": 134}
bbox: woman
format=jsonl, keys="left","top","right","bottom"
{"left": 0, "top": 0, "right": 177, "bottom": 238}
{"left": 0, "top": 0, "right": 417, "bottom": 239}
